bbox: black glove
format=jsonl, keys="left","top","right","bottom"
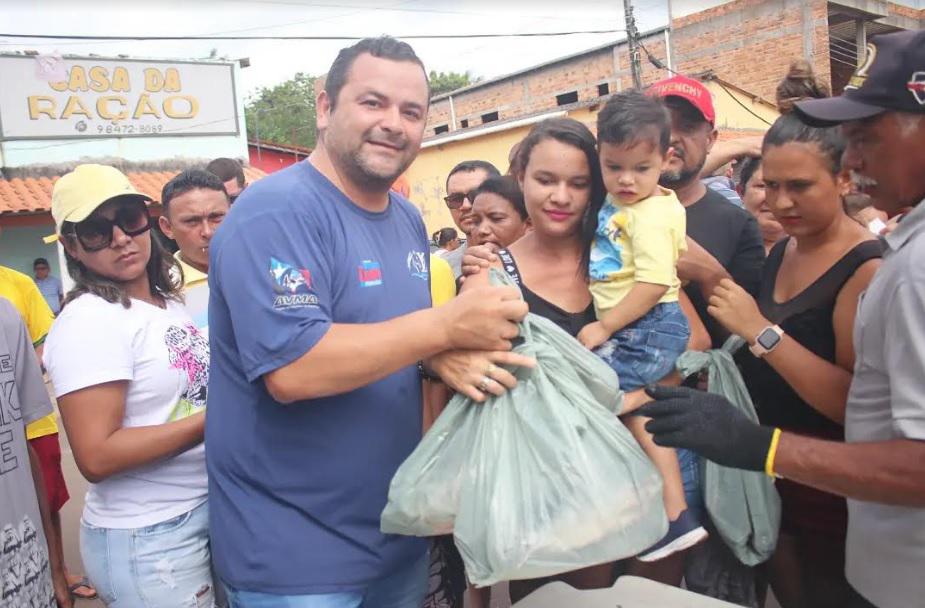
{"left": 639, "top": 385, "right": 775, "bottom": 472}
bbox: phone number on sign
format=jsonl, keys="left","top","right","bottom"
{"left": 89, "top": 123, "right": 165, "bottom": 135}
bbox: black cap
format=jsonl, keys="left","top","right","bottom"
{"left": 795, "top": 29, "right": 925, "bottom": 126}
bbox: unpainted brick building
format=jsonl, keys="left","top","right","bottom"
{"left": 423, "top": 0, "right": 924, "bottom": 139}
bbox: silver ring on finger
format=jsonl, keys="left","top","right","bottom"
{"left": 477, "top": 376, "right": 492, "bottom": 392}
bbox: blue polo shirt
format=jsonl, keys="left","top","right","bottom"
{"left": 206, "top": 161, "right": 430, "bottom": 594}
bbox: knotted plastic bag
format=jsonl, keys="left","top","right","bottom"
{"left": 676, "top": 337, "right": 781, "bottom": 566}
{"left": 381, "top": 269, "right": 667, "bottom": 586}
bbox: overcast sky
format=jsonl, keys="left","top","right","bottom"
{"left": 0, "top": 0, "right": 669, "bottom": 99}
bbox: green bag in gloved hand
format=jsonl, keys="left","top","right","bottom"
{"left": 675, "top": 337, "right": 781, "bottom": 566}
{"left": 381, "top": 269, "right": 667, "bottom": 587}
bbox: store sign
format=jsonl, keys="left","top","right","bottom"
{"left": 0, "top": 55, "right": 240, "bottom": 139}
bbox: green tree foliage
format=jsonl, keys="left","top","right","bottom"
{"left": 245, "top": 72, "right": 317, "bottom": 149}
{"left": 428, "top": 70, "right": 474, "bottom": 96}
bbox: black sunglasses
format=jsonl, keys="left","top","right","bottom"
{"left": 443, "top": 190, "right": 478, "bottom": 210}
{"left": 66, "top": 199, "right": 152, "bottom": 252}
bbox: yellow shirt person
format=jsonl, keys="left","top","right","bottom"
{"left": 174, "top": 251, "right": 210, "bottom": 333}
{"left": 429, "top": 255, "right": 456, "bottom": 307}
{"left": 589, "top": 187, "right": 687, "bottom": 318}
{"left": 0, "top": 265, "right": 58, "bottom": 439}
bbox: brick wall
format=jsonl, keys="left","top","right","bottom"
{"left": 885, "top": 0, "right": 925, "bottom": 23}
{"left": 422, "top": 0, "right": 921, "bottom": 139}
{"left": 425, "top": 34, "right": 670, "bottom": 137}
{"left": 671, "top": 0, "right": 831, "bottom": 105}
{"left": 425, "top": 45, "right": 621, "bottom": 136}
{"left": 423, "top": 0, "right": 824, "bottom": 137}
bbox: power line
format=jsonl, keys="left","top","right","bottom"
{"left": 713, "top": 80, "right": 773, "bottom": 126}
{"left": 0, "top": 0, "right": 424, "bottom": 48}
{"left": 0, "top": 29, "right": 625, "bottom": 42}
{"left": 195, "top": 0, "right": 416, "bottom": 38}
{"left": 224, "top": 0, "right": 622, "bottom": 24}
{"left": 638, "top": 41, "right": 773, "bottom": 127}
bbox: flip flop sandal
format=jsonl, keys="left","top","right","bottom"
{"left": 69, "top": 576, "right": 99, "bottom": 600}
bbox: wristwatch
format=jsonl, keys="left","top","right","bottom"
{"left": 749, "top": 325, "right": 784, "bottom": 358}
{"left": 417, "top": 360, "right": 442, "bottom": 382}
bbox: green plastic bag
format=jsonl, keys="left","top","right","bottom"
{"left": 676, "top": 337, "right": 781, "bottom": 566}
{"left": 381, "top": 269, "right": 667, "bottom": 587}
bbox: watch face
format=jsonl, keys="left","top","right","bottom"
{"left": 757, "top": 328, "right": 782, "bottom": 350}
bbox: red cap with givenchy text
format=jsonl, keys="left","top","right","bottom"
{"left": 647, "top": 75, "right": 716, "bottom": 126}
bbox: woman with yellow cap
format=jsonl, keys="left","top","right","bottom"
{"left": 42, "top": 164, "right": 217, "bottom": 607}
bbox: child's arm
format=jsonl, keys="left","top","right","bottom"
{"left": 679, "top": 289, "right": 711, "bottom": 351}
{"left": 577, "top": 282, "right": 668, "bottom": 350}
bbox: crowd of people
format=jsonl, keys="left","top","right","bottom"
{"left": 1, "top": 28, "right": 923, "bottom": 608}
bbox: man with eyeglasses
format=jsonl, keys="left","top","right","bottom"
{"left": 441, "top": 160, "right": 501, "bottom": 278}
{"left": 206, "top": 157, "right": 247, "bottom": 204}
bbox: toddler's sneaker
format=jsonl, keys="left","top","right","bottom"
{"left": 637, "top": 508, "right": 708, "bottom": 562}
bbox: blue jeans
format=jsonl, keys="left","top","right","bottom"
{"left": 80, "top": 501, "right": 215, "bottom": 608}
{"left": 593, "top": 302, "right": 690, "bottom": 391}
{"left": 222, "top": 550, "right": 429, "bottom": 608}
{"left": 678, "top": 447, "right": 704, "bottom": 520}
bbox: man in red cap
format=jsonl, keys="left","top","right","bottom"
{"left": 642, "top": 30, "right": 925, "bottom": 608}
{"left": 643, "top": 74, "right": 766, "bottom": 606}
{"left": 648, "top": 75, "right": 765, "bottom": 349}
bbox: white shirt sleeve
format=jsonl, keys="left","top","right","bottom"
{"left": 44, "top": 296, "right": 134, "bottom": 398}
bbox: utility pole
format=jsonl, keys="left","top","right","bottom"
{"left": 623, "top": 0, "right": 643, "bottom": 89}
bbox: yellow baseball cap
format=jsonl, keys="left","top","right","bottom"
{"left": 44, "top": 164, "right": 150, "bottom": 243}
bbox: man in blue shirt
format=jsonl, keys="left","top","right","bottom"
{"left": 206, "top": 36, "right": 528, "bottom": 607}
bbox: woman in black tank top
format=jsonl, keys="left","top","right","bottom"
{"left": 460, "top": 118, "right": 711, "bottom": 605}
{"left": 495, "top": 248, "right": 596, "bottom": 338}
{"left": 459, "top": 118, "right": 610, "bottom": 607}
{"left": 706, "top": 106, "right": 881, "bottom": 608}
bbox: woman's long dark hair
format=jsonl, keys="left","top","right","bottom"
{"left": 62, "top": 220, "right": 183, "bottom": 308}
{"left": 513, "top": 117, "right": 606, "bottom": 278}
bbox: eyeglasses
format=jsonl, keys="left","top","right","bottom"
{"left": 443, "top": 190, "right": 477, "bottom": 210}
{"left": 65, "top": 199, "right": 152, "bottom": 252}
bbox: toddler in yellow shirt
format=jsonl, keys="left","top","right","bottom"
{"left": 577, "top": 90, "right": 706, "bottom": 562}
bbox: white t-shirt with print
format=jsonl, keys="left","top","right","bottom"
{"left": 44, "top": 294, "right": 209, "bottom": 529}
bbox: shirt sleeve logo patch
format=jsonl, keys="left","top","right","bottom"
{"left": 270, "top": 257, "right": 319, "bottom": 308}
{"left": 357, "top": 260, "right": 383, "bottom": 287}
{"left": 407, "top": 251, "right": 429, "bottom": 280}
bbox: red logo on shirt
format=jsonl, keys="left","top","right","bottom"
{"left": 357, "top": 260, "right": 383, "bottom": 287}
